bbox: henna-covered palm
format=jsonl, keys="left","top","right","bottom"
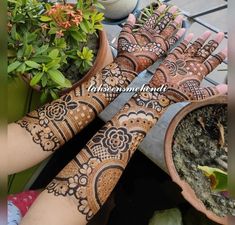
{"left": 150, "top": 31, "right": 227, "bottom": 101}
{"left": 115, "top": 5, "right": 184, "bottom": 73}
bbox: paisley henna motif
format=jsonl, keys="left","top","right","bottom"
{"left": 16, "top": 5, "right": 182, "bottom": 152}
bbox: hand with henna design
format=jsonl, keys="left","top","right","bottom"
{"left": 8, "top": 4, "right": 184, "bottom": 174}
{"left": 20, "top": 32, "right": 227, "bottom": 225}
{"left": 150, "top": 31, "right": 227, "bottom": 101}
{"left": 115, "top": 5, "right": 183, "bottom": 72}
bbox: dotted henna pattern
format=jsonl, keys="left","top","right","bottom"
{"left": 16, "top": 5, "right": 181, "bottom": 152}
{"left": 150, "top": 37, "right": 225, "bottom": 101}
{"left": 45, "top": 35, "right": 226, "bottom": 221}
{"left": 17, "top": 63, "right": 136, "bottom": 152}
{"left": 46, "top": 91, "right": 173, "bottom": 220}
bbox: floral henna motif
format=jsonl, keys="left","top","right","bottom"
{"left": 150, "top": 36, "right": 225, "bottom": 101}
{"left": 38, "top": 95, "right": 78, "bottom": 127}
{"left": 16, "top": 62, "right": 137, "bottom": 152}
{"left": 45, "top": 34, "right": 226, "bottom": 221}
{"left": 16, "top": 6, "right": 182, "bottom": 153}
{"left": 46, "top": 90, "right": 173, "bottom": 221}
{"left": 17, "top": 120, "right": 60, "bottom": 151}
{"left": 165, "top": 59, "right": 188, "bottom": 76}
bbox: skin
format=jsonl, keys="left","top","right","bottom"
{"left": 8, "top": 5, "right": 183, "bottom": 174}
{"left": 20, "top": 23, "right": 227, "bottom": 225}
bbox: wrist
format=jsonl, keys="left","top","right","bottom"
{"left": 131, "top": 85, "right": 175, "bottom": 118}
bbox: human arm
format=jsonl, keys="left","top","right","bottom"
{"left": 20, "top": 31, "right": 227, "bottom": 225}
{"left": 8, "top": 5, "right": 181, "bottom": 174}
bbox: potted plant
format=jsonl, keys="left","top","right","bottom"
{"left": 8, "top": 0, "right": 112, "bottom": 104}
{"left": 7, "top": 0, "right": 113, "bottom": 195}
{"left": 164, "top": 95, "right": 234, "bottom": 224}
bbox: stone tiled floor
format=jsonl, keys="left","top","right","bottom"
{"left": 101, "top": 0, "right": 228, "bottom": 171}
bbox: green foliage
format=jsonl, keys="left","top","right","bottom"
{"left": 8, "top": 0, "right": 104, "bottom": 101}
{"left": 198, "top": 165, "right": 228, "bottom": 192}
{"left": 135, "top": 1, "right": 181, "bottom": 30}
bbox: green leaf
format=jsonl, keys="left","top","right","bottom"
{"left": 198, "top": 166, "right": 228, "bottom": 192}
{"left": 94, "top": 12, "right": 104, "bottom": 22}
{"left": 31, "top": 56, "right": 52, "bottom": 63}
{"left": 47, "top": 69, "right": 66, "bottom": 86}
{"left": 30, "top": 72, "right": 44, "bottom": 86}
{"left": 49, "top": 49, "right": 59, "bottom": 59}
{"left": 50, "top": 89, "right": 59, "bottom": 100}
{"left": 8, "top": 61, "right": 21, "bottom": 73}
{"left": 16, "top": 63, "right": 26, "bottom": 73}
{"left": 80, "top": 21, "right": 89, "bottom": 33}
{"left": 55, "top": 39, "right": 66, "bottom": 49}
{"left": 25, "top": 60, "right": 41, "bottom": 69}
{"left": 94, "top": 24, "right": 103, "bottom": 30}
{"left": 24, "top": 45, "right": 33, "bottom": 58}
{"left": 71, "top": 31, "right": 86, "bottom": 42}
{"left": 46, "top": 58, "right": 61, "bottom": 70}
{"left": 94, "top": 2, "right": 105, "bottom": 10}
{"left": 64, "top": 79, "right": 72, "bottom": 88}
{"left": 149, "top": 208, "right": 183, "bottom": 225}
{"left": 48, "top": 27, "right": 58, "bottom": 35}
{"left": 41, "top": 75, "right": 48, "bottom": 87}
{"left": 40, "top": 90, "right": 49, "bottom": 103}
{"left": 40, "top": 16, "right": 52, "bottom": 22}
{"left": 34, "top": 45, "right": 49, "bottom": 56}
{"left": 16, "top": 48, "right": 24, "bottom": 59}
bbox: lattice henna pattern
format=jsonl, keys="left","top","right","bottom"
{"left": 46, "top": 90, "right": 174, "bottom": 221}
{"left": 150, "top": 37, "right": 225, "bottom": 101}
{"left": 45, "top": 34, "right": 226, "bottom": 221}
{"left": 16, "top": 6, "right": 181, "bottom": 152}
{"left": 16, "top": 62, "right": 137, "bottom": 152}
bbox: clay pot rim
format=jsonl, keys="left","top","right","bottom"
{"left": 22, "top": 29, "right": 109, "bottom": 95}
{"left": 164, "top": 95, "right": 228, "bottom": 225}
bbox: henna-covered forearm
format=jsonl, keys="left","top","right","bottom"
{"left": 45, "top": 31, "right": 227, "bottom": 222}
{"left": 11, "top": 5, "right": 181, "bottom": 156}
{"left": 16, "top": 62, "right": 137, "bottom": 152}
{"left": 46, "top": 89, "right": 174, "bottom": 221}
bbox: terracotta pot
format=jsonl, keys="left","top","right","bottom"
{"left": 164, "top": 95, "right": 228, "bottom": 225}
{"left": 23, "top": 29, "right": 113, "bottom": 95}
{"left": 98, "top": 0, "right": 138, "bottom": 20}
